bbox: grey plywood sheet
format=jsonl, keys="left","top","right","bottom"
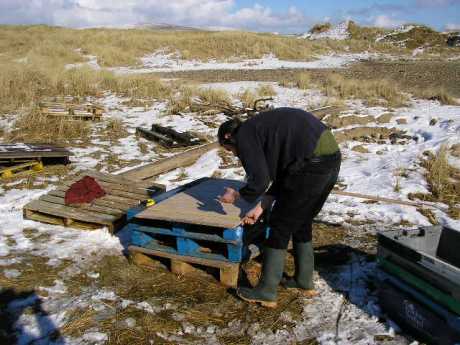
{"left": 134, "top": 178, "right": 255, "bottom": 229}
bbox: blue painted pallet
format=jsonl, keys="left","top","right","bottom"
{"left": 126, "top": 178, "right": 265, "bottom": 264}
{"left": 131, "top": 224, "right": 246, "bottom": 263}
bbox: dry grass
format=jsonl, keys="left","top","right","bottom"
{"left": 103, "top": 118, "right": 129, "bottom": 141}
{"left": 322, "top": 74, "right": 408, "bottom": 107}
{"left": 0, "top": 25, "right": 330, "bottom": 68}
{"left": 410, "top": 146, "right": 460, "bottom": 219}
{"left": 412, "top": 87, "right": 458, "bottom": 105}
{"left": 256, "top": 84, "right": 277, "bottom": 97}
{"left": 7, "top": 109, "right": 91, "bottom": 144}
{"left": 238, "top": 89, "right": 258, "bottom": 109}
{"left": 168, "top": 85, "right": 198, "bottom": 114}
{"left": 310, "top": 23, "right": 332, "bottom": 34}
{"left": 424, "top": 147, "right": 460, "bottom": 205}
{"left": 294, "top": 72, "right": 312, "bottom": 90}
{"left": 197, "top": 87, "right": 232, "bottom": 106}
{"left": 0, "top": 61, "right": 171, "bottom": 113}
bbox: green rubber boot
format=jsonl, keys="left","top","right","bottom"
{"left": 237, "top": 247, "right": 286, "bottom": 308}
{"left": 282, "top": 241, "right": 317, "bottom": 296}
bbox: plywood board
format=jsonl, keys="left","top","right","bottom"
{"left": 134, "top": 178, "right": 255, "bottom": 228}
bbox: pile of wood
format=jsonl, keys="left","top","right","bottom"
{"left": 186, "top": 97, "right": 274, "bottom": 119}
{"left": 39, "top": 96, "right": 104, "bottom": 121}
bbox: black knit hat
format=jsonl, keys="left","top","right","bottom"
{"left": 217, "top": 118, "right": 242, "bottom": 146}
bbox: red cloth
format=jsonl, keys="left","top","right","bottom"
{"left": 64, "top": 176, "right": 106, "bottom": 205}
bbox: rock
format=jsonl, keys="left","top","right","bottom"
{"left": 396, "top": 118, "right": 407, "bottom": 125}
{"left": 352, "top": 145, "right": 369, "bottom": 153}
{"left": 376, "top": 113, "right": 393, "bottom": 124}
{"left": 429, "top": 118, "right": 438, "bottom": 126}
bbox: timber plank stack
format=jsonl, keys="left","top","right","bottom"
{"left": 23, "top": 171, "right": 165, "bottom": 232}
{"left": 39, "top": 96, "right": 104, "bottom": 121}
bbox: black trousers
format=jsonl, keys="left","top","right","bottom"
{"left": 266, "top": 153, "right": 341, "bottom": 249}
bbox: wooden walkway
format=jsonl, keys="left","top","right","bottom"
{"left": 23, "top": 171, "right": 165, "bottom": 232}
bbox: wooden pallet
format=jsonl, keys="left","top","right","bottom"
{"left": 0, "top": 144, "right": 72, "bottom": 163}
{"left": 23, "top": 171, "right": 165, "bottom": 232}
{"left": 39, "top": 100, "right": 104, "bottom": 121}
{"left": 129, "top": 245, "right": 240, "bottom": 288}
{"left": 1, "top": 161, "right": 43, "bottom": 179}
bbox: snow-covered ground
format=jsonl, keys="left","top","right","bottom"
{"left": 66, "top": 50, "right": 384, "bottom": 74}
{"left": 301, "top": 21, "right": 351, "bottom": 41}
{"left": 1, "top": 80, "right": 459, "bottom": 344}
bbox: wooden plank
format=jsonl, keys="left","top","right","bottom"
{"left": 83, "top": 170, "right": 164, "bottom": 191}
{"left": 54, "top": 185, "right": 141, "bottom": 204}
{"left": 60, "top": 180, "right": 148, "bottom": 201}
{"left": 49, "top": 189, "right": 138, "bottom": 209}
{"left": 24, "top": 209, "right": 100, "bottom": 230}
{"left": 120, "top": 142, "right": 219, "bottom": 181}
{"left": 0, "top": 144, "right": 72, "bottom": 160}
{"left": 39, "top": 195, "right": 124, "bottom": 217}
{"left": 63, "top": 177, "right": 150, "bottom": 197}
{"left": 24, "top": 200, "right": 117, "bottom": 225}
{"left": 129, "top": 245, "right": 238, "bottom": 270}
{"left": 135, "top": 178, "right": 254, "bottom": 229}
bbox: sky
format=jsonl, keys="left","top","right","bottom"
{"left": 0, "top": 0, "right": 459, "bottom": 33}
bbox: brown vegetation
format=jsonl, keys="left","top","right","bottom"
{"left": 7, "top": 109, "right": 91, "bottom": 144}
{"left": 409, "top": 146, "right": 460, "bottom": 219}
{"left": 322, "top": 73, "right": 408, "bottom": 107}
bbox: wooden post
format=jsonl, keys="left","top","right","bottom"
{"left": 171, "top": 259, "right": 193, "bottom": 275}
{"left": 220, "top": 264, "right": 239, "bottom": 288}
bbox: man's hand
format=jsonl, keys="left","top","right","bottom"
{"left": 219, "top": 187, "right": 240, "bottom": 204}
{"left": 242, "top": 202, "right": 264, "bottom": 225}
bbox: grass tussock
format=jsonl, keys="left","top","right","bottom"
{"left": 424, "top": 147, "right": 460, "bottom": 205}
{"left": 238, "top": 89, "right": 258, "bottom": 109}
{"left": 8, "top": 109, "right": 91, "bottom": 144}
{"left": 168, "top": 85, "right": 198, "bottom": 114}
{"left": 410, "top": 146, "right": 460, "bottom": 219}
{"left": 197, "top": 87, "right": 231, "bottom": 106}
{"left": 294, "top": 72, "right": 312, "bottom": 89}
{"left": 322, "top": 74, "right": 408, "bottom": 107}
{"left": 104, "top": 118, "right": 129, "bottom": 140}
{"left": 413, "top": 87, "right": 458, "bottom": 105}
{"left": 310, "top": 23, "right": 332, "bottom": 34}
{"left": 256, "top": 84, "right": 277, "bottom": 97}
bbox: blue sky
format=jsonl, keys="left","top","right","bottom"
{"left": 0, "top": 0, "right": 459, "bottom": 32}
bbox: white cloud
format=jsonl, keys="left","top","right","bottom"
{"left": 0, "top": 0, "right": 313, "bottom": 33}
{"left": 416, "top": 0, "right": 460, "bottom": 6}
{"left": 373, "top": 15, "right": 403, "bottom": 28}
{"left": 445, "top": 23, "right": 460, "bottom": 31}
